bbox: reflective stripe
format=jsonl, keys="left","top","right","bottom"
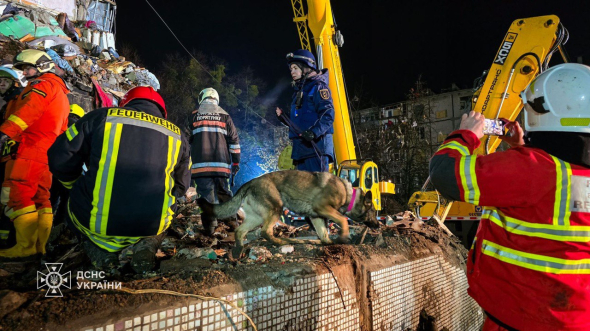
{"left": 108, "top": 115, "right": 180, "bottom": 140}
{"left": 6, "top": 205, "right": 36, "bottom": 220}
{"left": 65, "top": 124, "right": 79, "bottom": 141}
{"left": 482, "top": 239, "right": 590, "bottom": 274}
{"left": 7, "top": 115, "right": 27, "bottom": 131}
{"left": 471, "top": 236, "right": 477, "bottom": 250}
{"left": 484, "top": 208, "right": 590, "bottom": 242}
{"left": 191, "top": 162, "right": 231, "bottom": 169}
{"left": 229, "top": 144, "right": 240, "bottom": 149}
{"left": 193, "top": 127, "right": 227, "bottom": 135}
{"left": 59, "top": 177, "right": 78, "bottom": 189}
{"left": 459, "top": 155, "right": 480, "bottom": 205}
{"left": 159, "top": 136, "right": 181, "bottom": 234}
{"left": 551, "top": 156, "right": 572, "bottom": 226}
{"left": 229, "top": 149, "right": 240, "bottom": 153}
{"left": 37, "top": 208, "right": 52, "bottom": 215}
{"left": 90, "top": 122, "right": 122, "bottom": 235}
{"left": 68, "top": 202, "right": 140, "bottom": 252}
{"left": 438, "top": 141, "right": 469, "bottom": 156}
{"left": 191, "top": 167, "right": 231, "bottom": 174}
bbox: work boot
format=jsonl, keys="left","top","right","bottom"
{"left": 200, "top": 214, "right": 218, "bottom": 236}
{"left": 0, "top": 213, "right": 38, "bottom": 258}
{"left": 82, "top": 240, "right": 119, "bottom": 270}
{"left": 129, "top": 236, "right": 163, "bottom": 274}
{"left": 36, "top": 212, "right": 53, "bottom": 255}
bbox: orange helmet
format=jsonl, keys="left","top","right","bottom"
{"left": 120, "top": 86, "right": 167, "bottom": 118}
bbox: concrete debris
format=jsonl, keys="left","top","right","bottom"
{"left": 248, "top": 246, "right": 272, "bottom": 261}
{"left": 0, "top": 290, "right": 27, "bottom": 319}
{"left": 176, "top": 247, "right": 217, "bottom": 260}
{"left": 279, "top": 245, "right": 294, "bottom": 254}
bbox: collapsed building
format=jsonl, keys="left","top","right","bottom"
{"left": 0, "top": 1, "right": 483, "bottom": 330}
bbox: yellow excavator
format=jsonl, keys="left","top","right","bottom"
{"left": 409, "top": 15, "right": 569, "bottom": 232}
{"left": 280, "top": 0, "right": 395, "bottom": 211}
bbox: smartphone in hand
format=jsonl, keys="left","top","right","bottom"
{"left": 483, "top": 119, "right": 506, "bottom": 136}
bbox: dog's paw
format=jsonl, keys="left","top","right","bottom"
{"left": 231, "top": 246, "right": 244, "bottom": 260}
{"left": 334, "top": 236, "right": 351, "bottom": 245}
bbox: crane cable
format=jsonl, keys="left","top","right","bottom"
{"left": 143, "top": 0, "right": 276, "bottom": 128}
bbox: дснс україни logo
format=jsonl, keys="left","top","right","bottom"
{"left": 37, "top": 263, "right": 71, "bottom": 297}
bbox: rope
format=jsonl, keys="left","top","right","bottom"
{"left": 114, "top": 287, "right": 258, "bottom": 331}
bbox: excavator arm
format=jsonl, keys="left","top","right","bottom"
{"left": 414, "top": 15, "right": 568, "bottom": 221}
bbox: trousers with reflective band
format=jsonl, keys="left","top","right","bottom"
{"left": 1, "top": 158, "right": 52, "bottom": 219}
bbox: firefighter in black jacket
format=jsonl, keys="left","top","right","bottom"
{"left": 188, "top": 88, "right": 240, "bottom": 235}
{"left": 49, "top": 104, "right": 85, "bottom": 227}
{"left": 48, "top": 87, "right": 191, "bottom": 272}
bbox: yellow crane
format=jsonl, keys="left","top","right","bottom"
{"left": 285, "top": 0, "right": 395, "bottom": 211}
{"left": 409, "top": 15, "right": 569, "bottom": 224}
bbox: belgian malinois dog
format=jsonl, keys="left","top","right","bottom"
{"left": 197, "top": 170, "right": 380, "bottom": 258}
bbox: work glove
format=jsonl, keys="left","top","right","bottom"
{"left": 301, "top": 130, "right": 315, "bottom": 142}
{"left": 231, "top": 163, "right": 240, "bottom": 175}
{"left": 0, "top": 133, "right": 10, "bottom": 148}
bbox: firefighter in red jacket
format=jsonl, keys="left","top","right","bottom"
{"left": 0, "top": 50, "right": 70, "bottom": 258}
{"left": 430, "top": 63, "right": 590, "bottom": 331}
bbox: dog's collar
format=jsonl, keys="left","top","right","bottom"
{"left": 346, "top": 188, "right": 359, "bottom": 213}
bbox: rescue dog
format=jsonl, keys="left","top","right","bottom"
{"left": 197, "top": 170, "right": 379, "bottom": 258}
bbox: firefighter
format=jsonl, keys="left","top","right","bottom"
{"left": 49, "top": 104, "right": 85, "bottom": 227}
{"left": 48, "top": 87, "right": 191, "bottom": 273}
{"left": 188, "top": 87, "right": 240, "bottom": 235}
{"left": 0, "top": 66, "right": 26, "bottom": 247}
{"left": 0, "top": 50, "right": 70, "bottom": 258}
{"left": 275, "top": 49, "right": 335, "bottom": 172}
{"left": 429, "top": 63, "right": 590, "bottom": 331}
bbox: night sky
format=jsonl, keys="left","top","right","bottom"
{"left": 116, "top": 0, "right": 590, "bottom": 109}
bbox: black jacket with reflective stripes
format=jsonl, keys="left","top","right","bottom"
{"left": 48, "top": 100, "right": 191, "bottom": 243}
{"left": 187, "top": 103, "right": 240, "bottom": 178}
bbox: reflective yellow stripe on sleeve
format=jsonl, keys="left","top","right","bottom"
{"left": 438, "top": 141, "right": 470, "bottom": 156}
{"left": 65, "top": 124, "right": 79, "bottom": 141}
{"left": 89, "top": 122, "right": 123, "bottom": 235}
{"left": 159, "top": 136, "right": 181, "bottom": 234}
{"left": 482, "top": 239, "right": 590, "bottom": 274}
{"left": 7, "top": 115, "right": 28, "bottom": 131}
{"left": 551, "top": 156, "right": 572, "bottom": 226}
{"left": 459, "top": 155, "right": 480, "bottom": 205}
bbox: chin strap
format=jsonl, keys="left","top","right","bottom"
{"left": 346, "top": 188, "right": 358, "bottom": 213}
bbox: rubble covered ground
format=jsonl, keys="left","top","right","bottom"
{"left": 0, "top": 203, "right": 468, "bottom": 331}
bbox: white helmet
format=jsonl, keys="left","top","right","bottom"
{"left": 0, "top": 65, "right": 27, "bottom": 87}
{"left": 198, "top": 87, "right": 219, "bottom": 105}
{"left": 522, "top": 63, "right": 590, "bottom": 133}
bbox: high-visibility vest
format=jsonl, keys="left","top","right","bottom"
{"left": 430, "top": 130, "right": 590, "bottom": 331}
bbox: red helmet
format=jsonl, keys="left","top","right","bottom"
{"left": 120, "top": 86, "right": 167, "bottom": 118}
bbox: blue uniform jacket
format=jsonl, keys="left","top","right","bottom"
{"left": 288, "top": 69, "right": 335, "bottom": 162}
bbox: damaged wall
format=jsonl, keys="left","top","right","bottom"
{"left": 75, "top": 254, "right": 483, "bottom": 331}
{"left": 10, "top": 0, "right": 76, "bottom": 16}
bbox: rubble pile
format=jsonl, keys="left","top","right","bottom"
{"left": 0, "top": 1, "right": 159, "bottom": 110}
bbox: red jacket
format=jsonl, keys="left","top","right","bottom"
{"left": 430, "top": 130, "right": 590, "bottom": 331}
{"left": 0, "top": 73, "right": 70, "bottom": 164}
